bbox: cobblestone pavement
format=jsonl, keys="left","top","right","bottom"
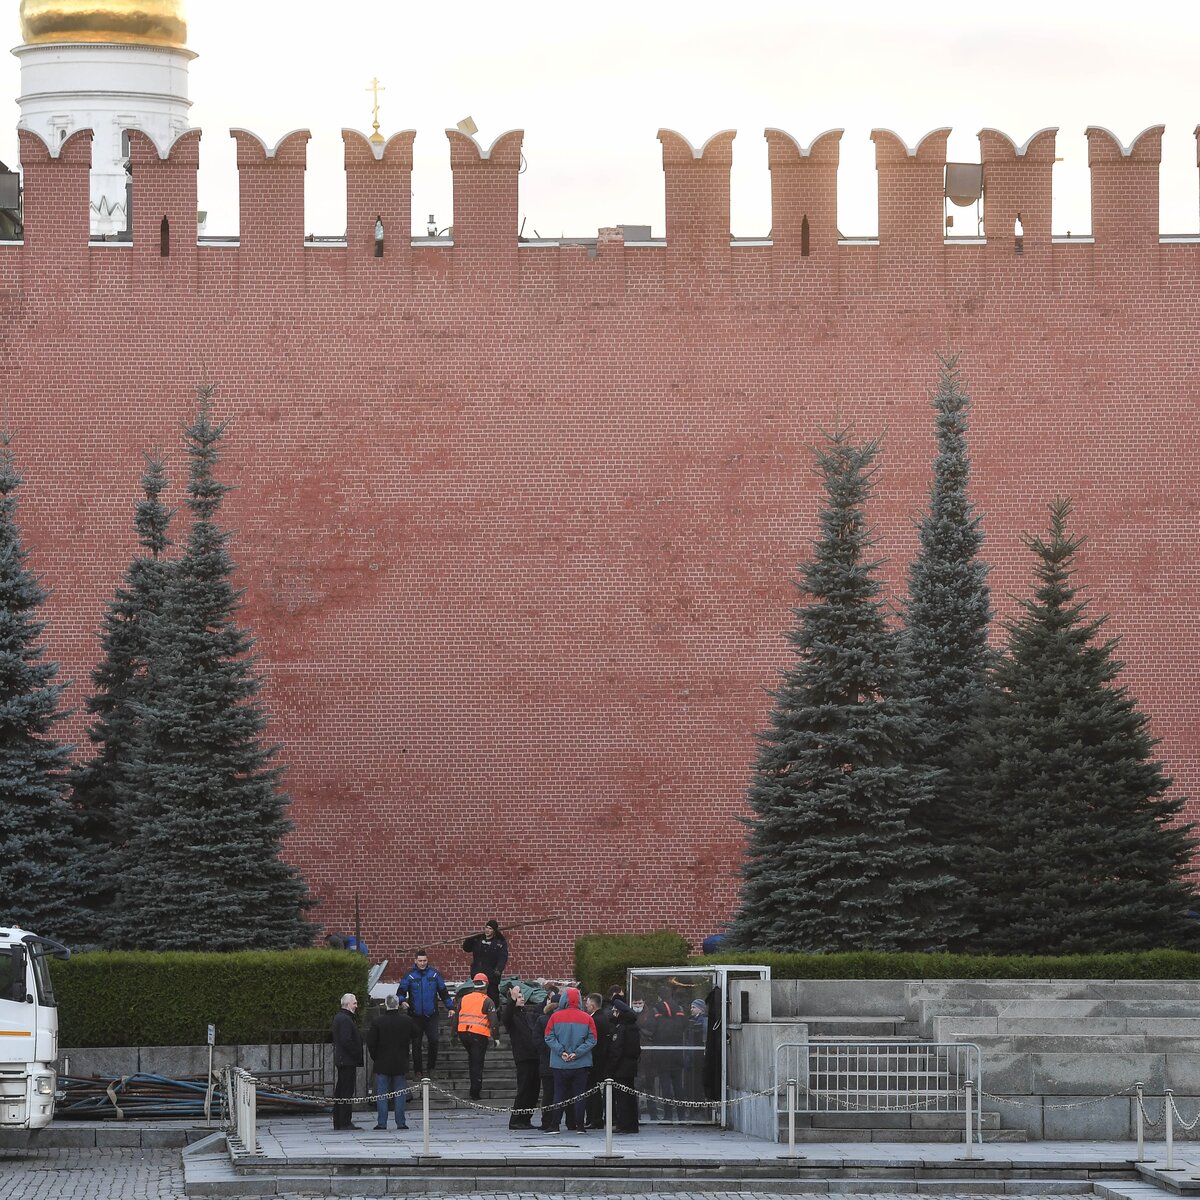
{"left": 0, "top": 1149, "right": 1091, "bottom": 1200}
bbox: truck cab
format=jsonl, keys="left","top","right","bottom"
{"left": 0, "top": 926, "right": 69, "bottom": 1129}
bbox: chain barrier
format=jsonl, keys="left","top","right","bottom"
{"left": 979, "top": 1084, "right": 1137, "bottom": 1113}
{"left": 1138, "top": 1091, "right": 1165, "bottom": 1129}
{"left": 1169, "top": 1093, "right": 1200, "bottom": 1132}
{"left": 218, "top": 1072, "right": 1194, "bottom": 1128}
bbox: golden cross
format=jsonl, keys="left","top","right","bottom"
{"left": 366, "top": 77, "right": 385, "bottom": 145}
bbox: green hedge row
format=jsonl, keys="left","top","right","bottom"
{"left": 574, "top": 930, "right": 691, "bottom": 994}
{"left": 51, "top": 950, "right": 369, "bottom": 1047}
{"left": 694, "top": 949, "right": 1200, "bottom": 979}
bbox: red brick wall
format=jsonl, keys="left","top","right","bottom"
{"left": 6, "top": 123, "right": 1199, "bottom": 974}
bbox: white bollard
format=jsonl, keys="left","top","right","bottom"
{"left": 1135, "top": 1082, "right": 1146, "bottom": 1162}
{"left": 1166, "top": 1089, "right": 1175, "bottom": 1170}
{"left": 961, "top": 1079, "right": 980, "bottom": 1160}
{"left": 421, "top": 1077, "right": 438, "bottom": 1158}
{"left": 604, "top": 1078, "right": 618, "bottom": 1158}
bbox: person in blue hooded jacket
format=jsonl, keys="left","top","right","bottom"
{"left": 396, "top": 951, "right": 453, "bottom": 1076}
{"left": 540, "top": 987, "right": 597, "bottom": 1133}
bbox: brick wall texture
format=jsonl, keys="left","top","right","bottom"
{"left": 5, "top": 123, "right": 1198, "bottom": 974}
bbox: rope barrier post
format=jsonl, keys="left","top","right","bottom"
{"left": 420, "top": 1077, "right": 438, "bottom": 1159}
{"left": 602, "top": 1078, "right": 620, "bottom": 1159}
{"left": 1135, "top": 1082, "right": 1146, "bottom": 1162}
{"left": 782, "top": 1084, "right": 801, "bottom": 1156}
{"left": 1166, "top": 1089, "right": 1175, "bottom": 1170}
{"left": 960, "top": 1079, "right": 980, "bottom": 1160}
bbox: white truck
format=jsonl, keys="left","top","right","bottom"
{"left": 0, "top": 925, "right": 69, "bottom": 1129}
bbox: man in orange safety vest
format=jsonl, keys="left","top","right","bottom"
{"left": 454, "top": 972, "right": 499, "bottom": 1100}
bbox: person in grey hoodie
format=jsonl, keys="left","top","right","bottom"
{"left": 540, "top": 987, "right": 597, "bottom": 1133}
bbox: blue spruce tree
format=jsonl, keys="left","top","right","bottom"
{"left": 70, "top": 455, "right": 173, "bottom": 942}
{"left": 727, "top": 429, "right": 959, "bottom": 952}
{"left": 0, "top": 435, "right": 83, "bottom": 934}
{"left": 968, "top": 499, "right": 1198, "bottom": 952}
{"left": 112, "top": 387, "right": 314, "bottom": 949}
{"left": 900, "top": 355, "right": 992, "bottom": 939}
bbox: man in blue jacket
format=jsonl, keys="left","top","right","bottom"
{"left": 396, "top": 950, "right": 453, "bottom": 1076}
{"left": 541, "top": 987, "right": 597, "bottom": 1133}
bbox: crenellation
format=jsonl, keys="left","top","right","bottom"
{"left": 445, "top": 128, "right": 523, "bottom": 291}
{"left": 658, "top": 128, "right": 736, "bottom": 297}
{"left": 230, "top": 128, "right": 311, "bottom": 289}
{"left": 342, "top": 128, "right": 416, "bottom": 284}
{"left": 765, "top": 128, "right": 842, "bottom": 294}
{"left": 1087, "top": 124, "right": 1164, "bottom": 290}
{"left": 3, "top": 121, "right": 1199, "bottom": 301}
{"left": 871, "top": 127, "right": 950, "bottom": 287}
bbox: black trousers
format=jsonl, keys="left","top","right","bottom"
{"left": 510, "top": 1058, "right": 541, "bottom": 1127}
{"left": 410, "top": 1012, "right": 441, "bottom": 1074}
{"left": 585, "top": 1063, "right": 608, "bottom": 1127}
{"left": 459, "top": 1032, "right": 488, "bottom": 1099}
{"left": 333, "top": 1064, "right": 358, "bottom": 1128}
{"left": 538, "top": 1071, "right": 555, "bottom": 1126}
{"left": 613, "top": 1074, "right": 639, "bottom": 1132}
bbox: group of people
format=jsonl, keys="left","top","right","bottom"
{"left": 329, "top": 923, "right": 708, "bottom": 1136}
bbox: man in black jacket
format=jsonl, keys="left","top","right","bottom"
{"left": 331, "top": 993, "right": 364, "bottom": 1131}
{"left": 500, "top": 983, "right": 542, "bottom": 1130}
{"left": 462, "top": 920, "right": 508, "bottom": 1003}
{"left": 366, "top": 994, "right": 415, "bottom": 1130}
{"left": 583, "top": 992, "right": 612, "bottom": 1129}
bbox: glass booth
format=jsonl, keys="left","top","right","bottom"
{"left": 626, "top": 964, "right": 770, "bottom": 1126}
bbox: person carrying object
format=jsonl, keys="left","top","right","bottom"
{"left": 462, "top": 919, "right": 509, "bottom": 1004}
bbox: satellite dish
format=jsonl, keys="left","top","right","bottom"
{"left": 368, "top": 959, "right": 389, "bottom": 991}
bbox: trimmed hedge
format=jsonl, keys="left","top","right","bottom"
{"left": 692, "top": 949, "right": 1200, "bottom": 979}
{"left": 50, "top": 950, "right": 369, "bottom": 1047}
{"left": 575, "top": 931, "right": 691, "bottom": 995}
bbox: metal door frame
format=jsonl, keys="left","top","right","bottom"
{"left": 626, "top": 963, "right": 771, "bottom": 1126}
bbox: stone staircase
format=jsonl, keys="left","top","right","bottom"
{"left": 395, "top": 1021, "right": 519, "bottom": 1112}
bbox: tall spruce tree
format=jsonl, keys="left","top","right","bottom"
{"left": 0, "top": 434, "right": 84, "bottom": 934}
{"left": 70, "top": 455, "right": 173, "bottom": 940}
{"left": 968, "top": 498, "right": 1198, "bottom": 952}
{"left": 727, "top": 429, "right": 960, "bottom": 952}
{"left": 112, "top": 387, "right": 314, "bottom": 949}
{"left": 900, "top": 355, "right": 992, "bottom": 934}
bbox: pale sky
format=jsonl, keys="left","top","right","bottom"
{"left": 2, "top": 0, "right": 1198, "bottom": 239}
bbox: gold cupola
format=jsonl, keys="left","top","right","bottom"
{"left": 19, "top": 1, "right": 187, "bottom": 49}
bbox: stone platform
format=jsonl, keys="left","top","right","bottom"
{"left": 178, "top": 1111, "right": 1200, "bottom": 1196}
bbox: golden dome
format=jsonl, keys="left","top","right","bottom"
{"left": 19, "top": 1, "right": 187, "bottom": 49}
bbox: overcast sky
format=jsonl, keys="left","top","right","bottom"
{"left": 3, "top": 0, "right": 1198, "bottom": 239}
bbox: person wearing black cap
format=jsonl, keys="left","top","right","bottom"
{"left": 453, "top": 972, "right": 499, "bottom": 1101}
{"left": 462, "top": 920, "right": 509, "bottom": 1003}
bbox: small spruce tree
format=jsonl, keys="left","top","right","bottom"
{"left": 112, "top": 386, "right": 315, "bottom": 950}
{"left": 0, "top": 434, "right": 84, "bottom": 934}
{"left": 727, "top": 429, "right": 959, "bottom": 953}
{"left": 899, "top": 355, "right": 992, "bottom": 938}
{"left": 70, "top": 455, "right": 173, "bottom": 940}
{"left": 968, "top": 498, "right": 1198, "bottom": 952}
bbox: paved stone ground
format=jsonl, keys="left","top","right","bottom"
{"left": 0, "top": 1151, "right": 1090, "bottom": 1200}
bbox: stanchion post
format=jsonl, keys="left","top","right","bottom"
{"left": 961, "top": 1079, "right": 980, "bottom": 1159}
{"left": 1135, "top": 1082, "right": 1146, "bottom": 1162}
{"left": 604, "top": 1078, "right": 616, "bottom": 1158}
{"left": 420, "top": 1077, "right": 439, "bottom": 1158}
{"left": 1166, "top": 1089, "right": 1175, "bottom": 1170}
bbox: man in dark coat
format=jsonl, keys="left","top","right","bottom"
{"left": 462, "top": 920, "right": 509, "bottom": 1003}
{"left": 535, "top": 997, "right": 557, "bottom": 1129}
{"left": 500, "top": 983, "right": 542, "bottom": 1130}
{"left": 365, "top": 994, "right": 415, "bottom": 1130}
{"left": 607, "top": 999, "right": 641, "bottom": 1133}
{"left": 583, "top": 991, "right": 613, "bottom": 1128}
{"left": 331, "top": 992, "right": 364, "bottom": 1131}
